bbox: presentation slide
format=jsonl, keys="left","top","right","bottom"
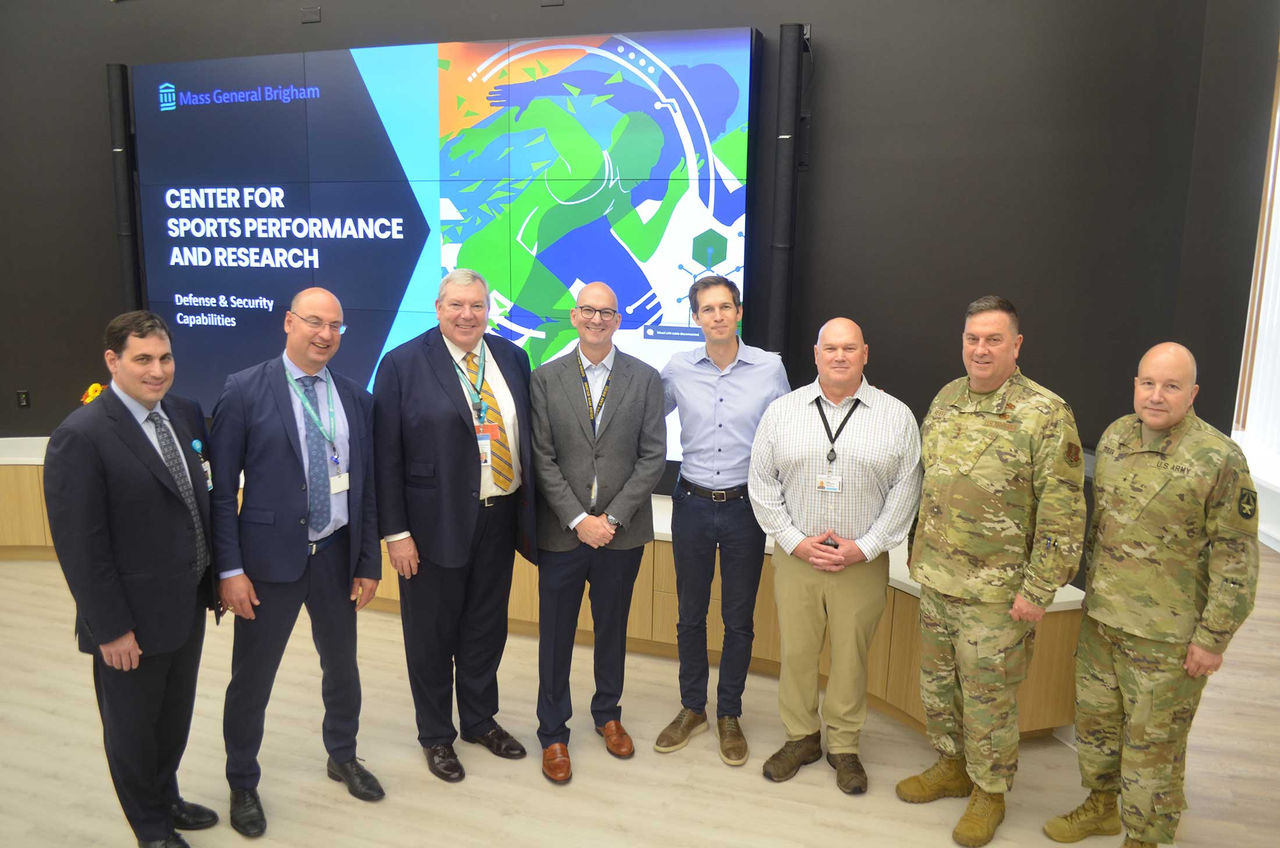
{"left": 131, "top": 28, "right": 757, "bottom": 459}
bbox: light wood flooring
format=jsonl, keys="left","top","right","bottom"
{"left": 1, "top": 549, "right": 1275, "bottom": 847}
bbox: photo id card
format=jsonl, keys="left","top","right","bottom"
{"left": 329, "top": 472, "right": 351, "bottom": 494}
{"left": 475, "top": 423, "right": 500, "bottom": 468}
{"left": 816, "top": 474, "right": 842, "bottom": 493}
{"left": 201, "top": 460, "right": 213, "bottom": 492}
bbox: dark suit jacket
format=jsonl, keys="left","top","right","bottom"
{"left": 373, "top": 327, "right": 537, "bottom": 567}
{"left": 44, "top": 388, "right": 216, "bottom": 655}
{"left": 530, "top": 347, "right": 666, "bottom": 553}
{"left": 209, "top": 357, "right": 379, "bottom": 583}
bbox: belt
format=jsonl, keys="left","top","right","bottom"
{"left": 481, "top": 492, "right": 517, "bottom": 508}
{"left": 680, "top": 479, "right": 748, "bottom": 502}
{"left": 308, "top": 526, "right": 348, "bottom": 556}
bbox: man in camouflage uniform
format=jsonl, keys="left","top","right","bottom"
{"left": 896, "top": 295, "right": 1086, "bottom": 848}
{"left": 1044, "top": 342, "right": 1258, "bottom": 848}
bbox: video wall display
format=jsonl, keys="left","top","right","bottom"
{"left": 131, "top": 28, "right": 758, "bottom": 457}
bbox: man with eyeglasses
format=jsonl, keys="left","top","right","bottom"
{"left": 530, "top": 282, "right": 666, "bottom": 783}
{"left": 654, "top": 276, "right": 790, "bottom": 766}
{"left": 211, "top": 287, "right": 384, "bottom": 838}
{"left": 373, "top": 268, "right": 538, "bottom": 784}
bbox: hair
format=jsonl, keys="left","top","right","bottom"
{"left": 436, "top": 268, "right": 490, "bottom": 306}
{"left": 103, "top": 311, "right": 170, "bottom": 355}
{"left": 687, "top": 275, "right": 741, "bottom": 313}
{"left": 964, "top": 295, "right": 1019, "bottom": 333}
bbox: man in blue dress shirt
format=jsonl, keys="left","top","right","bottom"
{"left": 654, "top": 276, "right": 790, "bottom": 765}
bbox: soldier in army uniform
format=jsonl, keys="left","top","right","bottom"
{"left": 1044, "top": 342, "right": 1259, "bottom": 848}
{"left": 896, "top": 296, "right": 1086, "bottom": 848}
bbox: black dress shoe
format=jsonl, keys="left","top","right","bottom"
{"left": 137, "top": 833, "right": 190, "bottom": 848}
{"left": 170, "top": 798, "right": 219, "bottom": 830}
{"left": 327, "top": 756, "right": 386, "bottom": 801}
{"left": 424, "top": 743, "right": 465, "bottom": 782}
{"left": 461, "top": 723, "right": 527, "bottom": 759}
{"left": 229, "top": 787, "right": 266, "bottom": 838}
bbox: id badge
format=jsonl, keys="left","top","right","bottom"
{"left": 476, "top": 423, "right": 500, "bottom": 468}
{"left": 816, "top": 474, "right": 842, "bottom": 493}
{"left": 329, "top": 472, "right": 351, "bottom": 494}
{"left": 201, "top": 460, "right": 213, "bottom": 492}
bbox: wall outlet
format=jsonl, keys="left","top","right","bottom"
{"left": 16, "top": 390, "right": 30, "bottom": 408}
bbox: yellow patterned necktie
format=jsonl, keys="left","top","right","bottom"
{"left": 465, "top": 352, "right": 514, "bottom": 491}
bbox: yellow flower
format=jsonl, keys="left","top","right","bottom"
{"left": 81, "top": 382, "right": 104, "bottom": 405}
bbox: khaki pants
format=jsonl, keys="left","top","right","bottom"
{"left": 773, "top": 547, "right": 889, "bottom": 753}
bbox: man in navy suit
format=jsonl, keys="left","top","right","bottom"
{"left": 211, "top": 288, "right": 384, "bottom": 839}
{"left": 373, "top": 268, "right": 537, "bottom": 783}
{"left": 45, "top": 311, "right": 219, "bottom": 848}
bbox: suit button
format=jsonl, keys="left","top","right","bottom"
{"left": 299, "top": 518, "right": 306, "bottom": 525}
{"left": 300, "top": 483, "right": 306, "bottom": 491}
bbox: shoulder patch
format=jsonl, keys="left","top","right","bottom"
{"left": 1238, "top": 488, "right": 1258, "bottom": 521}
{"left": 1065, "top": 442, "right": 1082, "bottom": 467}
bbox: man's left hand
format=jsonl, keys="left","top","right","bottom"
{"left": 821, "top": 533, "right": 868, "bottom": 571}
{"left": 1184, "top": 643, "right": 1224, "bottom": 679}
{"left": 1008, "top": 593, "right": 1045, "bottom": 622}
{"left": 350, "top": 577, "right": 379, "bottom": 611}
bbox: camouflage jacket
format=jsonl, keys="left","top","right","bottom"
{"left": 1085, "top": 412, "right": 1259, "bottom": 653}
{"left": 910, "top": 370, "right": 1086, "bottom": 606}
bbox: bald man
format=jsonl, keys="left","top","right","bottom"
{"left": 530, "top": 282, "right": 666, "bottom": 783}
{"left": 1044, "top": 343, "right": 1258, "bottom": 848}
{"left": 748, "top": 318, "right": 922, "bottom": 795}
{"left": 212, "top": 287, "right": 384, "bottom": 838}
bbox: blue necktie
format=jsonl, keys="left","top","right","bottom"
{"left": 146, "top": 411, "right": 210, "bottom": 574}
{"left": 297, "top": 375, "right": 331, "bottom": 534}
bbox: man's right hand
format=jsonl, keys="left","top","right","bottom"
{"left": 219, "top": 573, "right": 261, "bottom": 620}
{"left": 99, "top": 631, "right": 142, "bottom": 671}
{"left": 575, "top": 515, "right": 616, "bottom": 549}
{"left": 387, "top": 536, "right": 420, "bottom": 579}
{"left": 793, "top": 532, "right": 847, "bottom": 572}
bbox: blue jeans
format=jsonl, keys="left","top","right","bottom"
{"left": 671, "top": 479, "right": 766, "bottom": 718}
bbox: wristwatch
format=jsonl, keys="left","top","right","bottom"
{"left": 605, "top": 514, "right": 620, "bottom": 527}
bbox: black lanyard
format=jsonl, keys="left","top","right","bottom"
{"left": 578, "top": 354, "right": 612, "bottom": 433}
{"left": 814, "top": 396, "right": 859, "bottom": 463}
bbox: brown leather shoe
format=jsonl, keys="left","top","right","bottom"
{"left": 595, "top": 720, "right": 635, "bottom": 759}
{"left": 827, "top": 752, "right": 868, "bottom": 794}
{"left": 762, "top": 731, "right": 821, "bottom": 782}
{"left": 717, "top": 716, "right": 749, "bottom": 766}
{"left": 541, "top": 743, "right": 571, "bottom": 784}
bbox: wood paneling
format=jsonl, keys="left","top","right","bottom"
{"left": 0, "top": 465, "right": 50, "bottom": 547}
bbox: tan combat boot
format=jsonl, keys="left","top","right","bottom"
{"left": 1043, "top": 789, "right": 1122, "bottom": 842}
{"left": 952, "top": 786, "right": 1005, "bottom": 847}
{"left": 895, "top": 756, "right": 974, "bottom": 803}
{"left": 1120, "top": 839, "right": 1155, "bottom": 848}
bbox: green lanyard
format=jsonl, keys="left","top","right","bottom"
{"left": 452, "top": 344, "right": 489, "bottom": 421}
{"left": 286, "top": 371, "right": 337, "bottom": 445}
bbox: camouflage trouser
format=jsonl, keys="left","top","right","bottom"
{"left": 919, "top": 585, "right": 1035, "bottom": 793}
{"left": 1075, "top": 617, "right": 1206, "bottom": 845}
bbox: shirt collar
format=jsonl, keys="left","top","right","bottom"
{"left": 693, "top": 337, "right": 758, "bottom": 367}
{"left": 110, "top": 380, "right": 161, "bottom": 425}
{"left": 958, "top": 367, "right": 1021, "bottom": 413}
{"left": 804, "top": 376, "right": 872, "bottom": 407}
{"left": 577, "top": 345, "right": 616, "bottom": 372}
{"left": 441, "top": 333, "right": 487, "bottom": 366}
{"left": 282, "top": 352, "right": 330, "bottom": 384}
{"left": 1122, "top": 409, "right": 1198, "bottom": 454}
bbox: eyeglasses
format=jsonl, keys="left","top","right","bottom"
{"left": 575, "top": 305, "right": 618, "bottom": 321}
{"left": 290, "top": 311, "right": 347, "bottom": 335}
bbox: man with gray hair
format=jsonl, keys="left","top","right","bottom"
{"left": 373, "top": 269, "right": 539, "bottom": 783}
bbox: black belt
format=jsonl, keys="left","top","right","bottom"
{"left": 481, "top": 492, "right": 517, "bottom": 508}
{"left": 680, "top": 479, "right": 748, "bottom": 502}
{"left": 308, "top": 526, "right": 348, "bottom": 556}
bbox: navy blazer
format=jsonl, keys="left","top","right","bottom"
{"left": 44, "top": 389, "right": 217, "bottom": 655}
{"left": 209, "top": 357, "right": 380, "bottom": 584}
{"left": 373, "top": 327, "right": 537, "bottom": 567}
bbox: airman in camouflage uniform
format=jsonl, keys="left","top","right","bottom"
{"left": 896, "top": 296, "right": 1086, "bottom": 848}
{"left": 1045, "top": 342, "right": 1258, "bottom": 848}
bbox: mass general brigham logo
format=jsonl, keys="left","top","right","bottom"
{"left": 158, "top": 82, "right": 177, "bottom": 112}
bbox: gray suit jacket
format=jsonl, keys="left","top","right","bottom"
{"left": 531, "top": 346, "right": 667, "bottom": 553}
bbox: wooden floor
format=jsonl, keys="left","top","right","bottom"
{"left": 0, "top": 549, "right": 1275, "bottom": 847}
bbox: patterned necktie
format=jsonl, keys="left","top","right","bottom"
{"left": 465, "top": 352, "right": 514, "bottom": 491}
{"left": 145, "top": 411, "right": 210, "bottom": 574}
{"left": 296, "top": 375, "right": 332, "bottom": 533}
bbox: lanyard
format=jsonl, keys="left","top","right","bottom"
{"left": 814, "top": 396, "right": 859, "bottom": 463}
{"left": 578, "top": 352, "right": 612, "bottom": 433}
{"left": 287, "top": 371, "right": 337, "bottom": 446}
{"left": 452, "top": 344, "right": 489, "bottom": 421}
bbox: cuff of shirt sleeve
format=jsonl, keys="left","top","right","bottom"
{"left": 1018, "top": 576, "right": 1056, "bottom": 608}
{"left": 568, "top": 512, "right": 589, "bottom": 531}
{"left": 854, "top": 536, "right": 883, "bottom": 562}
{"left": 1191, "top": 628, "right": 1232, "bottom": 655}
{"left": 383, "top": 531, "right": 411, "bottom": 543}
{"left": 775, "top": 528, "right": 805, "bottom": 556}
{"left": 218, "top": 569, "right": 244, "bottom": 579}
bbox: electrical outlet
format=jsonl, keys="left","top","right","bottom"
{"left": 301, "top": 6, "right": 321, "bottom": 23}
{"left": 16, "top": 390, "right": 30, "bottom": 408}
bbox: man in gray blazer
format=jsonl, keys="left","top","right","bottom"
{"left": 530, "top": 281, "right": 667, "bottom": 784}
